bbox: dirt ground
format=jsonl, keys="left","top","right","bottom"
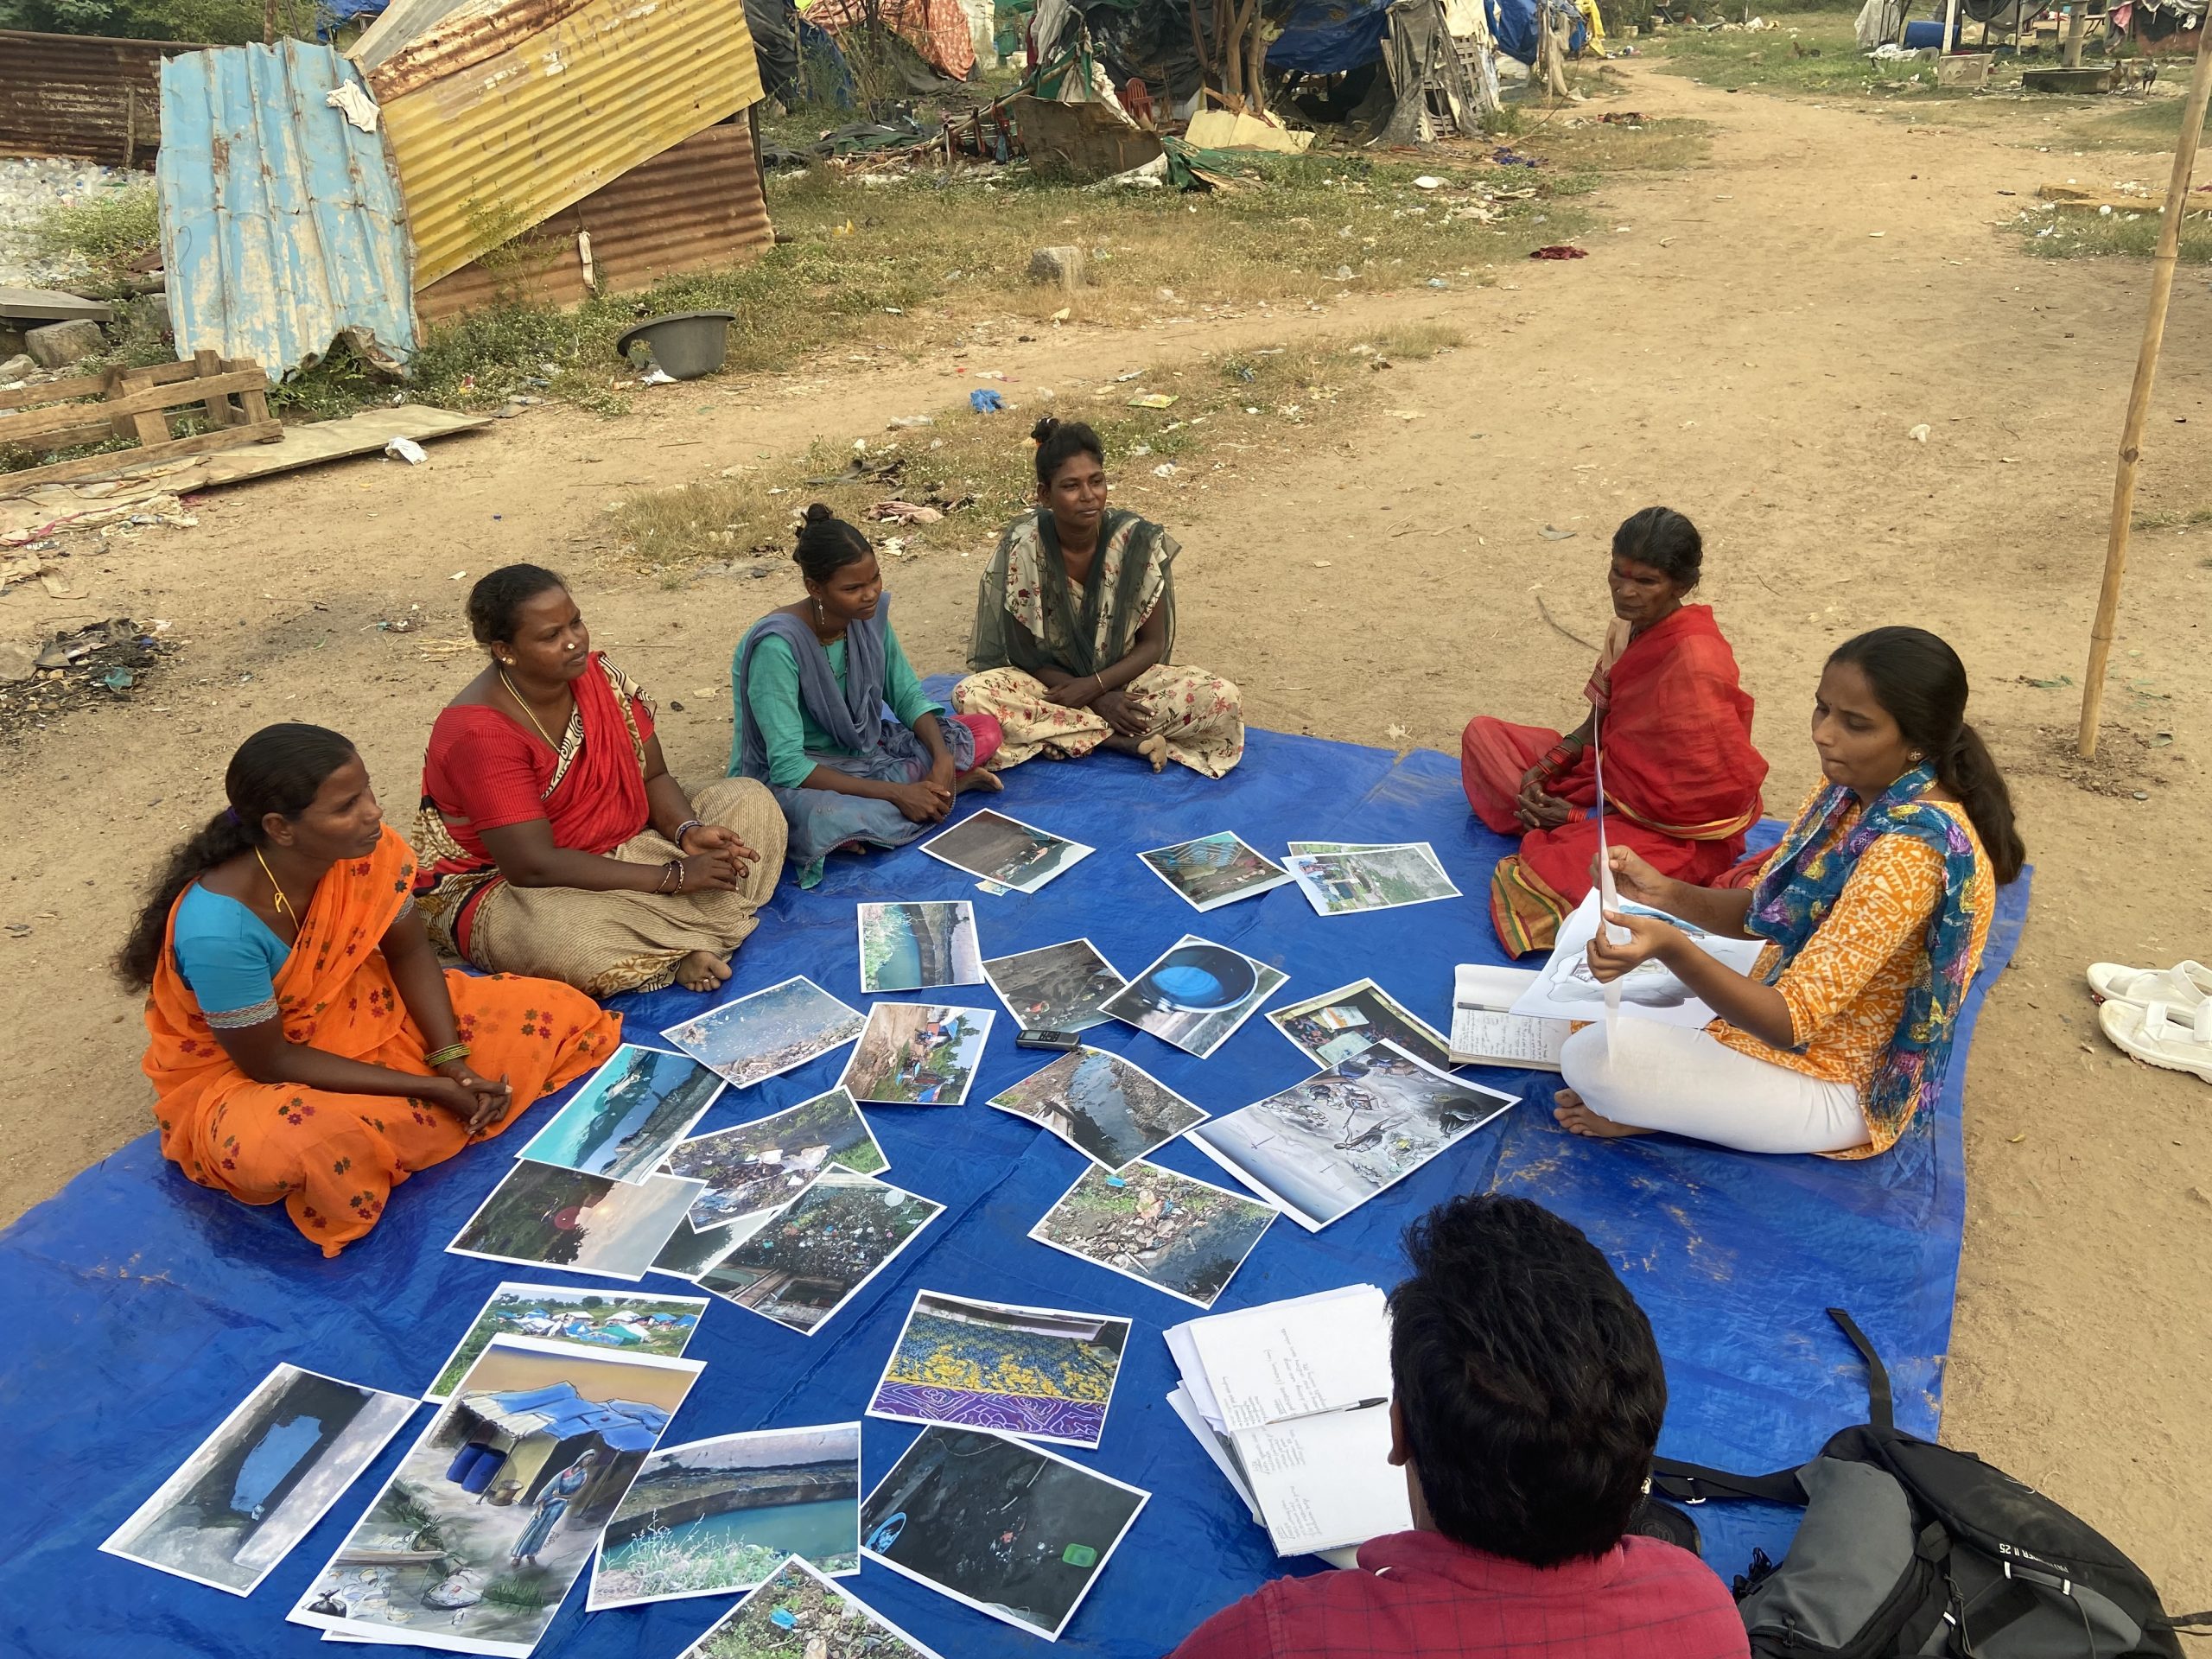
{"left": 3, "top": 62, "right": 2208, "bottom": 1604}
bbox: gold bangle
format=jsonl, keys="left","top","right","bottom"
{"left": 423, "top": 1042, "right": 471, "bottom": 1069}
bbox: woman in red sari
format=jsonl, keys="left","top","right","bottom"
{"left": 1463, "top": 507, "right": 1769, "bottom": 956}
{"left": 417, "top": 565, "right": 787, "bottom": 998}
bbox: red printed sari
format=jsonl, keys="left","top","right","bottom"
{"left": 143, "top": 827, "right": 620, "bottom": 1255}
{"left": 1462, "top": 605, "right": 1768, "bottom": 955}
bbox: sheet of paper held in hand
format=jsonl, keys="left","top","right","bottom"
{"left": 1185, "top": 1285, "right": 1392, "bottom": 1433}
{"left": 1450, "top": 964, "right": 1567, "bottom": 1071}
{"left": 1592, "top": 721, "right": 1625, "bottom": 1044}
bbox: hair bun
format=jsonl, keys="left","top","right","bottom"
{"left": 1030, "top": 416, "right": 1060, "bottom": 445}
{"left": 804, "top": 502, "right": 833, "bottom": 524}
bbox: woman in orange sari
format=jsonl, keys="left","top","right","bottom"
{"left": 1462, "top": 507, "right": 1770, "bottom": 956}
{"left": 118, "top": 724, "right": 621, "bottom": 1256}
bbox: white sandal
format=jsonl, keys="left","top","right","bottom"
{"left": 2099, "top": 997, "right": 2212, "bottom": 1083}
{"left": 2086, "top": 958, "right": 2212, "bottom": 1012}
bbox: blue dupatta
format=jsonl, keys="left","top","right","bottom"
{"left": 1745, "top": 763, "right": 1983, "bottom": 1149}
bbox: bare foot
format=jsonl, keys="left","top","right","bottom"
{"left": 676, "top": 950, "right": 732, "bottom": 993}
{"left": 1137, "top": 734, "right": 1168, "bottom": 772}
{"left": 955, "top": 766, "right": 1003, "bottom": 795}
{"left": 1553, "top": 1087, "right": 1653, "bottom": 1140}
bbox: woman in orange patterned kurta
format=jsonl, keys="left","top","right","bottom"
{"left": 1551, "top": 628, "right": 2024, "bottom": 1158}
{"left": 119, "top": 724, "right": 620, "bottom": 1255}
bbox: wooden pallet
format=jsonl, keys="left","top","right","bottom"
{"left": 0, "top": 349, "right": 282, "bottom": 489}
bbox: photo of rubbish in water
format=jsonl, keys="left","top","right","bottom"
{"left": 662, "top": 976, "right": 866, "bottom": 1090}
{"left": 979, "top": 938, "right": 1128, "bottom": 1034}
{"left": 988, "top": 1046, "right": 1207, "bottom": 1171}
{"left": 1030, "top": 1160, "right": 1277, "bottom": 1309}
{"left": 514, "top": 1045, "right": 724, "bottom": 1184}
{"left": 696, "top": 1171, "right": 943, "bottom": 1336}
{"left": 662, "top": 1088, "right": 888, "bottom": 1239}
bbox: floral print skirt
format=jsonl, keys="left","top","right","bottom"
{"left": 951, "top": 664, "right": 1244, "bottom": 779}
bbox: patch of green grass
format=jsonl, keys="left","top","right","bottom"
{"left": 27, "top": 179, "right": 160, "bottom": 293}
{"left": 2007, "top": 204, "right": 2212, "bottom": 263}
{"left": 1653, "top": 9, "right": 1949, "bottom": 98}
{"left": 2133, "top": 504, "right": 2212, "bottom": 531}
{"left": 609, "top": 340, "right": 1400, "bottom": 569}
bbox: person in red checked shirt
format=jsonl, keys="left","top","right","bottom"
{"left": 1168, "top": 1195, "right": 1751, "bottom": 1659}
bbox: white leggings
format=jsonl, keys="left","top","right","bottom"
{"left": 1557, "top": 1021, "right": 1871, "bottom": 1155}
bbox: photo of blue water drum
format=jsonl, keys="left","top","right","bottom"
{"left": 1102, "top": 935, "right": 1289, "bottom": 1058}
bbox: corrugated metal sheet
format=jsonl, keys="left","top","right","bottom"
{"left": 363, "top": 0, "right": 765, "bottom": 289}
{"left": 414, "top": 116, "right": 772, "bottom": 322}
{"left": 156, "top": 41, "right": 417, "bottom": 378}
{"left": 0, "top": 30, "right": 207, "bottom": 168}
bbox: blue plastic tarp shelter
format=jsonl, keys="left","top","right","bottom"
{"left": 1270, "top": 0, "right": 1395, "bottom": 74}
{"left": 1487, "top": 0, "right": 1584, "bottom": 64}
{"left": 0, "top": 715, "right": 2024, "bottom": 1659}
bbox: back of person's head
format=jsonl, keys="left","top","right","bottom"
{"left": 791, "top": 503, "right": 873, "bottom": 583}
{"left": 1389, "top": 1194, "right": 1666, "bottom": 1566}
{"left": 467, "top": 563, "right": 567, "bottom": 647}
{"left": 1032, "top": 416, "right": 1105, "bottom": 489}
{"left": 1827, "top": 626, "right": 2024, "bottom": 885}
{"left": 1611, "top": 505, "right": 1702, "bottom": 590}
{"left": 115, "top": 723, "right": 360, "bottom": 990}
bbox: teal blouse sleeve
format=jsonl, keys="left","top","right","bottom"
{"left": 171, "top": 885, "right": 289, "bottom": 1029}
{"left": 881, "top": 626, "right": 942, "bottom": 731}
{"left": 740, "top": 633, "right": 818, "bottom": 789}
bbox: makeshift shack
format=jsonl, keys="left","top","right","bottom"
{"left": 442, "top": 1382, "right": 670, "bottom": 1516}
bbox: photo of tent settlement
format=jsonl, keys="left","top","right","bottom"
{"left": 860, "top": 1425, "right": 1148, "bottom": 1641}
{"left": 515, "top": 1044, "right": 725, "bottom": 1184}
{"left": 838, "top": 1002, "right": 995, "bottom": 1106}
{"left": 1137, "top": 830, "right": 1294, "bottom": 912}
{"left": 1266, "top": 977, "right": 1457, "bottom": 1071}
{"left": 696, "top": 1170, "right": 943, "bottom": 1334}
{"left": 988, "top": 1046, "right": 1208, "bottom": 1171}
{"left": 980, "top": 938, "right": 1128, "bottom": 1034}
{"left": 1100, "top": 935, "right": 1289, "bottom": 1059}
{"left": 663, "top": 976, "right": 866, "bottom": 1090}
{"left": 858, "top": 901, "right": 983, "bottom": 994}
{"left": 1283, "top": 842, "right": 1462, "bottom": 916}
{"left": 1030, "top": 1159, "right": 1277, "bottom": 1309}
{"left": 448, "top": 1161, "right": 704, "bottom": 1281}
{"left": 920, "top": 808, "right": 1094, "bottom": 893}
{"left": 677, "top": 1555, "right": 945, "bottom": 1659}
{"left": 868, "top": 1291, "right": 1131, "bottom": 1449}
{"left": 289, "top": 1336, "right": 702, "bottom": 1657}
{"left": 662, "top": 1087, "right": 889, "bottom": 1238}
{"left": 588, "top": 1422, "right": 861, "bottom": 1610}
{"left": 1188, "top": 1041, "right": 1516, "bottom": 1231}
{"left": 100, "top": 1363, "right": 416, "bottom": 1596}
{"left": 424, "top": 1282, "right": 708, "bottom": 1403}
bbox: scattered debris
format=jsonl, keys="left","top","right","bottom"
{"left": 869, "top": 500, "right": 944, "bottom": 524}
{"left": 1540, "top": 525, "right": 1577, "bottom": 540}
{"left": 1029, "top": 245, "right": 1090, "bottom": 289}
{"left": 0, "top": 352, "right": 280, "bottom": 489}
{"left": 1127, "top": 392, "right": 1177, "bottom": 410}
{"left": 1529, "top": 245, "right": 1588, "bottom": 260}
{"left": 969, "top": 389, "right": 1005, "bottom": 414}
{"left": 382, "top": 435, "right": 428, "bottom": 464}
{"left": 0, "top": 617, "right": 173, "bottom": 740}
{"left": 1909, "top": 423, "right": 1931, "bottom": 442}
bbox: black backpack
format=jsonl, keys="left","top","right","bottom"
{"left": 1650, "top": 1309, "right": 2196, "bottom": 1659}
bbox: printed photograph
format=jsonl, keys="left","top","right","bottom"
{"left": 1029, "top": 1159, "right": 1275, "bottom": 1309}
{"left": 1100, "top": 935, "right": 1290, "bottom": 1059}
{"left": 696, "top": 1171, "right": 943, "bottom": 1335}
{"left": 1267, "top": 978, "right": 1457, "bottom": 1071}
{"left": 1284, "top": 841, "right": 1394, "bottom": 855}
{"left": 424, "top": 1283, "right": 708, "bottom": 1403}
{"left": 1187, "top": 1041, "right": 1516, "bottom": 1231}
{"left": 979, "top": 938, "right": 1128, "bottom": 1034}
{"left": 515, "top": 1044, "right": 724, "bottom": 1185}
{"left": 1138, "top": 830, "right": 1293, "bottom": 912}
{"left": 858, "top": 901, "right": 983, "bottom": 994}
{"left": 588, "top": 1423, "right": 861, "bottom": 1609}
{"left": 663, "top": 976, "right": 866, "bottom": 1090}
{"left": 289, "top": 1337, "right": 701, "bottom": 1657}
{"left": 448, "top": 1161, "right": 704, "bottom": 1281}
{"left": 988, "top": 1046, "right": 1208, "bottom": 1172}
{"left": 1510, "top": 891, "right": 1770, "bottom": 1029}
{"left": 663, "top": 1088, "right": 889, "bottom": 1237}
{"left": 920, "top": 809, "right": 1095, "bottom": 894}
{"left": 1284, "top": 842, "right": 1462, "bottom": 917}
{"left": 860, "top": 1426, "right": 1147, "bottom": 1641}
{"left": 677, "top": 1555, "right": 944, "bottom": 1659}
{"left": 868, "top": 1292, "right": 1130, "bottom": 1450}
{"left": 101, "top": 1363, "right": 416, "bottom": 1596}
{"left": 651, "top": 1218, "right": 734, "bottom": 1281}
{"left": 838, "top": 1003, "right": 995, "bottom": 1107}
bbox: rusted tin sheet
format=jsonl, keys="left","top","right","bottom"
{"left": 414, "top": 117, "right": 772, "bottom": 321}
{"left": 157, "top": 41, "right": 416, "bottom": 377}
{"left": 0, "top": 30, "right": 207, "bottom": 167}
{"left": 360, "top": 0, "right": 766, "bottom": 289}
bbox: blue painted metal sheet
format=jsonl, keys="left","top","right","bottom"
{"left": 157, "top": 40, "right": 415, "bottom": 378}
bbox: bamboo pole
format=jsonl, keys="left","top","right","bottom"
{"left": 2076, "top": 19, "right": 2212, "bottom": 760}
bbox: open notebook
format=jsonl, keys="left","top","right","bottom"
{"left": 1450, "top": 963, "right": 1569, "bottom": 1071}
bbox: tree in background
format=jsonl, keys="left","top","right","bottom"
{"left": 0, "top": 0, "right": 284, "bottom": 42}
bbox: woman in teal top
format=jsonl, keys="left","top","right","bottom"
{"left": 733, "top": 505, "right": 1004, "bottom": 885}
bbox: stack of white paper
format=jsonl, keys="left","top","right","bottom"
{"left": 1163, "top": 1286, "right": 1413, "bottom": 1561}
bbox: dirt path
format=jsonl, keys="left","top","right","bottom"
{"left": 3, "top": 64, "right": 2207, "bottom": 1601}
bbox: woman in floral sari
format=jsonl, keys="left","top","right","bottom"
{"left": 1553, "top": 628, "right": 2023, "bottom": 1157}
{"left": 734, "top": 505, "right": 1003, "bottom": 887}
{"left": 954, "top": 417, "right": 1244, "bottom": 778}
{"left": 1462, "top": 507, "right": 1769, "bottom": 956}
{"left": 119, "top": 724, "right": 620, "bottom": 1256}
{"left": 418, "top": 565, "right": 786, "bottom": 997}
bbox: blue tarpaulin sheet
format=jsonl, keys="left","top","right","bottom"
{"left": 0, "top": 717, "right": 2024, "bottom": 1659}
{"left": 1270, "top": 0, "right": 1395, "bottom": 75}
